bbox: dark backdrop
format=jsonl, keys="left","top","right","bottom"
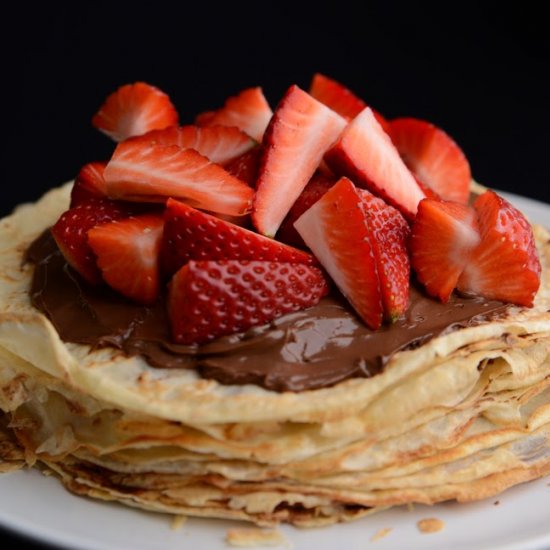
{"left": 1, "top": 2, "right": 549, "bottom": 548}
{"left": 2, "top": 2, "right": 550, "bottom": 216}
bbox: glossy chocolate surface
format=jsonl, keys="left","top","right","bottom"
{"left": 27, "top": 231, "right": 508, "bottom": 392}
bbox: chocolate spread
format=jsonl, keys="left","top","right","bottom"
{"left": 26, "top": 231, "right": 509, "bottom": 392}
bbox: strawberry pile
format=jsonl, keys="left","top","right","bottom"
{"left": 51, "top": 77, "right": 541, "bottom": 346}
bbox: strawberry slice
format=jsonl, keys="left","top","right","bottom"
{"left": 51, "top": 199, "right": 135, "bottom": 284}
{"left": 294, "top": 177, "right": 384, "bottom": 329}
{"left": 128, "top": 125, "right": 256, "bottom": 165}
{"left": 88, "top": 214, "right": 164, "bottom": 305}
{"left": 277, "top": 172, "right": 336, "bottom": 248}
{"left": 195, "top": 110, "right": 216, "bottom": 126}
{"left": 161, "top": 198, "right": 315, "bottom": 276}
{"left": 390, "top": 118, "right": 471, "bottom": 204}
{"left": 358, "top": 189, "right": 410, "bottom": 319}
{"left": 411, "top": 199, "right": 480, "bottom": 302}
{"left": 70, "top": 161, "right": 108, "bottom": 206}
{"left": 195, "top": 87, "right": 273, "bottom": 142}
{"left": 103, "top": 140, "right": 255, "bottom": 216}
{"left": 457, "top": 191, "right": 541, "bottom": 306}
{"left": 168, "top": 260, "right": 329, "bottom": 345}
{"left": 309, "top": 73, "right": 391, "bottom": 134}
{"left": 252, "top": 85, "right": 347, "bottom": 237}
{"left": 413, "top": 175, "right": 441, "bottom": 201}
{"left": 225, "top": 147, "right": 262, "bottom": 187}
{"left": 92, "top": 82, "right": 178, "bottom": 142}
{"left": 325, "top": 107, "right": 426, "bottom": 221}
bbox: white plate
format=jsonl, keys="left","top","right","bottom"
{"left": 1, "top": 191, "right": 549, "bottom": 550}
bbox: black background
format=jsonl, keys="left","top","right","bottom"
{"left": 1, "top": 2, "right": 549, "bottom": 548}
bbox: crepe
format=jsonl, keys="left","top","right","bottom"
{"left": 1, "top": 182, "right": 550, "bottom": 526}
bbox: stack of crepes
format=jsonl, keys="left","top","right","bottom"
{"left": 1, "top": 183, "right": 550, "bottom": 527}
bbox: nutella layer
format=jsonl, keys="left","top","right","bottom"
{"left": 27, "top": 231, "right": 508, "bottom": 392}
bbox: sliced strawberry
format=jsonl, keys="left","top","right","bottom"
{"left": 70, "top": 161, "right": 108, "bottom": 206}
{"left": 309, "top": 73, "right": 391, "bottom": 134}
{"left": 195, "top": 110, "right": 216, "bottom": 126}
{"left": 457, "top": 191, "right": 541, "bottom": 306}
{"left": 51, "top": 199, "right": 135, "bottom": 284}
{"left": 128, "top": 125, "right": 256, "bottom": 165}
{"left": 88, "top": 214, "right": 164, "bottom": 305}
{"left": 103, "top": 140, "right": 255, "bottom": 216}
{"left": 277, "top": 172, "right": 336, "bottom": 248}
{"left": 413, "top": 175, "right": 441, "bottom": 201}
{"left": 358, "top": 189, "right": 410, "bottom": 319}
{"left": 294, "top": 177, "right": 384, "bottom": 329}
{"left": 325, "top": 108, "right": 425, "bottom": 221}
{"left": 225, "top": 147, "right": 262, "bottom": 187}
{"left": 310, "top": 73, "right": 365, "bottom": 119}
{"left": 168, "top": 260, "right": 329, "bottom": 345}
{"left": 161, "top": 198, "right": 315, "bottom": 276}
{"left": 252, "top": 85, "right": 347, "bottom": 237}
{"left": 411, "top": 199, "right": 480, "bottom": 302}
{"left": 92, "top": 82, "right": 178, "bottom": 142}
{"left": 195, "top": 87, "right": 272, "bottom": 142}
{"left": 390, "top": 118, "right": 471, "bottom": 204}
{"left": 317, "top": 159, "right": 335, "bottom": 177}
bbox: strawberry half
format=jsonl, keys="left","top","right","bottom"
{"left": 128, "top": 125, "right": 256, "bottom": 165}
{"left": 225, "top": 147, "right": 262, "bottom": 187}
{"left": 457, "top": 191, "right": 541, "bottom": 306}
{"left": 390, "top": 118, "right": 471, "bottom": 204}
{"left": 294, "top": 177, "right": 384, "bottom": 329}
{"left": 168, "top": 260, "right": 329, "bottom": 345}
{"left": 195, "top": 87, "right": 273, "bottom": 142}
{"left": 103, "top": 139, "right": 255, "bottom": 216}
{"left": 70, "top": 161, "right": 108, "bottom": 206}
{"left": 161, "top": 198, "right": 315, "bottom": 276}
{"left": 309, "top": 73, "right": 391, "bottom": 134}
{"left": 277, "top": 172, "right": 336, "bottom": 248}
{"left": 413, "top": 175, "right": 442, "bottom": 201}
{"left": 252, "top": 85, "right": 347, "bottom": 237}
{"left": 88, "top": 214, "right": 164, "bottom": 305}
{"left": 359, "top": 189, "right": 410, "bottom": 319}
{"left": 92, "top": 82, "right": 179, "bottom": 142}
{"left": 51, "top": 199, "right": 135, "bottom": 284}
{"left": 325, "top": 107, "right": 426, "bottom": 221}
{"left": 411, "top": 199, "right": 480, "bottom": 302}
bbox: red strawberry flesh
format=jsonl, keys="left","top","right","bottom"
{"left": 225, "top": 147, "right": 262, "bottom": 187}
{"left": 252, "top": 85, "right": 347, "bottom": 237}
{"left": 92, "top": 82, "right": 178, "bottom": 142}
{"left": 168, "top": 260, "right": 329, "bottom": 345}
{"left": 458, "top": 191, "right": 541, "bottom": 306}
{"left": 103, "top": 140, "right": 254, "bottom": 216}
{"left": 196, "top": 87, "right": 272, "bottom": 142}
{"left": 277, "top": 172, "right": 336, "bottom": 248}
{"left": 309, "top": 73, "right": 366, "bottom": 120}
{"left": 161, "top": 198, "right": 315, "bottom": 276}
{"left": 411, "top": 199, "right": 480, "bottom": 302}
{"left": 88, "top": 213, "right": 164, "bottom": 305}
{"left": 51, "top": 198, "right": 135, "bottom": 284}
{"left": 128, "top": 125, "right": 256, "bottom": 165}
{"left": 390, "top": 118, "right": 471, "bottom": 204}
{"left": 294, "top": 177, "right": 384, "bottom": 329}
{"left": 309, "top": 73, "right": 391, "bottom": 134}
{"left": 70, "top": 161, "right": 108, "bottom": 206}
{"left": 358, "top": 189, "right": 410, "bottom": 319}
{"left": 325, "top": 108, "right": 425, "bottom": 221}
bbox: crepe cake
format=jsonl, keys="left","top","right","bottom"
{"left": 1, "top": 77, "right": 550, "bottom": 528}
